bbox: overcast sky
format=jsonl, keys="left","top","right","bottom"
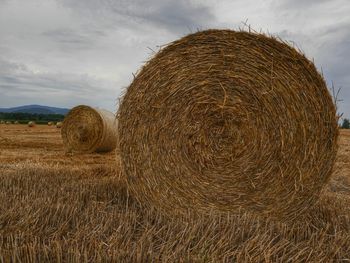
{"left": 0, "top": 0, "right": 349, "bottom": 118}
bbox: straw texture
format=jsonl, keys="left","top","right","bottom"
{"left": 28, "top": 121, "right": 35, "bottom": 127}
{"left": 61, "top": 105, "right": 118, "bottom": 153}
{"left": 118, "top": 29, "right": 338, "bottom": 219}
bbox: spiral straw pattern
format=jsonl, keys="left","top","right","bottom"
{"left": 62, "top": 105, "right": 118, "bottom": 153}
{"left": 118, "top": 29, "right": 338, "bottom": 219}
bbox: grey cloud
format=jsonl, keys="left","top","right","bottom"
{"left": 318, "top": 28, "right": 350, "bottom": 116}
{"left": 1, "top": 76, "right": 19, "bottom": 83}
{"left": 1, "top": 0, "right": 349, "bottom": 117}
{"left": 273, "top": 0, "right": 331, "bottom": 9}
{"left": 0, "top": 58, "right": 28, "bottom": 75}
{"left": 0, "top": 84, "right": 15, "bottom": 89}
{"left": 0, "top": 58, "right": 117, "bottom": 109}
{"left": 118, "top": 0, "right": 214, "bottom": 32}
{"left": 59, "top": 0, "right": 215, "bottom": 33}
{"left": 42, "top": 28, "right": 102, "bottom": 50}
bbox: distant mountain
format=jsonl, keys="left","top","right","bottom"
{"left": 0, "top": 105, "right": 70, "bottom": 115}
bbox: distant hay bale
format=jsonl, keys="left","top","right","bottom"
{"left": 14, "top": 121, "right": 19, "bottom": 124}
{"left": 118, "top": 29, "right": 339, "bottom": 220}
{"left": 0, "top": 120, "right": 5, "bottom": 124}
{"left": 61, "top": 105, "right": 118, "bottom": 153}
{"left": 5, "top": 121, "right": 11, "bottom": 125}
{"left": 28, "top": 121, "right": 35, "bottom": 127}
{"left": 48, "top": 121, "right": 53, "bottom": 126}
{"left": 56, "top": 122, "right": 63, "bottom": 128}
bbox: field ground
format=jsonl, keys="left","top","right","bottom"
{"left": 1, "top": 125, "right": 350, "bottom": 262}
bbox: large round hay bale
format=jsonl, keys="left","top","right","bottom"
{"left": 118, "top": 29, "right": 338, "bottom": 219}
{"left": 56, "top": 122, "right": 62, "bottom": 128}
{"left": 28, "top": 121, "right": 35, "bottom": 127}
{"left": 48, "top": 121, "right": 53, "bottom": 126}
{"left": 61, "top": 105, "right": 118, "bottom": 153}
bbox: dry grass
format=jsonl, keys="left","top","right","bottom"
{"left": 118, "top": 30, "right": 338, "bottom": 220}
{"left": 0, "top": 125, "right": 350, "bottom": 262}
{"left": 56, "top": 122, "right": 63, "bottom": 128}
{"left": 28, "top": 121, "right": 35, "bottom": 127}
{"left": 61, "top": 105, "right": 118, "bottom": 153}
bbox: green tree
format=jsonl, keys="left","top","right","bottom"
{"left": 0, "top": 112, "right": 64, "bottom": 123}
{"left": 341, "top": 118, "right": 350, "bottom": 129}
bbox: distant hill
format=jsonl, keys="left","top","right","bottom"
{"left": 0, "top": 105, "right": 70, "bottom": 115}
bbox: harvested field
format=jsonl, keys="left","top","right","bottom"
{"left": 0, "top": 124, "right": 350, "bottom": 262}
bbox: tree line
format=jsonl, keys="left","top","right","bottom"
{"left": 342, "top": 119, "right": 350, "bottom": 129}
{"left": 0, "top": 112, "right": 64, "bottom": 123}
